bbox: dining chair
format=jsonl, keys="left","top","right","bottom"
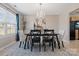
{"left": 19, "top": 30, "right": 26, "bottom": 48}
{"left": 58, "top": 30, "right": 65, "bottom": 48}
{"left": 30, "top": 30, "right": 41, "bottom": 52}
{"left": 43, "top": 29, "right": 54, "bottom": 51}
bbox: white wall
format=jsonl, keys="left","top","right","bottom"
{"left": 45, "top": 16, "right": 59, "bottom": 33}
{"left": 59, "top": 13, "right": 69, "bottom": 42}
{"left": 24, "top": 15, "right": 59, "bottom": 33}
{"left": 59, "top": 4, "right": 79, "bottom": 42}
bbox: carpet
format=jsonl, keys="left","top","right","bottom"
{"left": 1, "top": 42, "right": 78, "bottom": 56}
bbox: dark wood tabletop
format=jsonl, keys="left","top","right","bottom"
{"left": 25, "top": 33, "right": 59, "bottom": 36}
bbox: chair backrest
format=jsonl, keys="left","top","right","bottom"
{"left": 19, "top": 30, "right": 26, "bottom": 41}
{"left": 30, "top": 29, "right": 41, "bottom": 38}
{"left": 30, "top": 30, "right": 41, "bottom": 34}
{"left": 59, "top": 30, "right": 64, "bottom": 35}
{"left": 58, "top": 30, "right": 65, "bottom": 40}
{"left": 44, "top": 29, "right": 54, "bottom": 34}
{"left": 44, "top": 29, "right": 54, "bottom": 38}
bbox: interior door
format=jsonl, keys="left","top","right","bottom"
{"left": 70, "top": 21, "right": 76, "bottom": 40}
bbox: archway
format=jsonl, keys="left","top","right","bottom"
{"left": 70, "top": 8, "right": 79, "bottom": 40}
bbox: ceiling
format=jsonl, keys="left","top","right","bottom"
{"left": 9, "top": 3, "right": 79, "bottom": 16}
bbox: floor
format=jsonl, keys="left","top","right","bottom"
{"left": 0, "top": 40, "right": 79, "bottom": 56}
{"left": 65, "top": 40, "right": 79, "bottom": 55}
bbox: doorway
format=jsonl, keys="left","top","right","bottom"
{"left": 70, "top": 16, "right": 79, "bottom": 40}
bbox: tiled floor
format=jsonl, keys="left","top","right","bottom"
{"left": 65, "top": 40, "right": 79, "bottom": 55}
{"left": 0, "top": 40, "right": 79, "bottom": 56}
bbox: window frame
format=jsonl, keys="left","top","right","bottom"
{"left": 0, "top": 7, "right": 17, "bottom": 36}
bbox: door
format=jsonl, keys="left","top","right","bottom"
{"left": 70, "top": 21, "right": 76, "bottom": 40}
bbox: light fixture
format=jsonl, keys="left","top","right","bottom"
{"left": 36, "top": 3, "right": 46, "bottom": 20}
{"left": 35, "top": 3, "right": 46, "bottom": 29}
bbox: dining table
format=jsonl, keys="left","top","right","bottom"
{"left": 24, "top": 33, "right": 60, "bottom": 51}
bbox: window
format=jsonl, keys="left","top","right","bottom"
{"left": 6, "top": 11, "right": 17, "bottom": 34}
{"left": 0, "top": 23, "right": 5, "bottom": 35}
{"left": 0, "top": 7, "right": 16, "bottom": 36}
{"left": 7, "top": 24, "right": 16, "bottom": 34}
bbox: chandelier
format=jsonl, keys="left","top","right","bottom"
{"left": 35, "top": 3, "right": 46, "bottom": 26}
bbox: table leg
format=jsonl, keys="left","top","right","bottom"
{"left": 56, "top": 35, "right": 60, "bottom": 49}
{"left": 43, "top": 41, "right": 46, "bottom": 51}
{"left": 24, "top": 35, "right": 27, "bottom": 49}
{"left": 27, "top": 38, "right": 29, "bottom": 49}
{"left": 54, "top": 39, "right": 56, "bottom": 48}
{"left": 52, "top": 39, "right": 54, "bottom": 51}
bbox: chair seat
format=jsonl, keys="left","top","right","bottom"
{"left": 43, "top": 37, "right": 52, "bottom": 42}
{"left": 32, "top": 37, "right": 40, "bottom": 42}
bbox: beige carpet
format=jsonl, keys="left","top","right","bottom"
{"left": 0, "top": 42, "right": 77, "bottom": 56}
{"left": 0, "top": 40, "right": 79, "bottom": 56}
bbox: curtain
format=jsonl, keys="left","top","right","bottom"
{"left": 16, "top": 14, "right": 19, "bottom": 41}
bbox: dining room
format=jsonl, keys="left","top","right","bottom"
{"left": 1, "top": 3, "right": 79, "bottom": 56}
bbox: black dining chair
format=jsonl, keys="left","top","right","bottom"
{"left": 30, "top": 30, "right": 41, "bottom": 52}
{"left": 43, "top": 29, "right": 55, "bottom": 51}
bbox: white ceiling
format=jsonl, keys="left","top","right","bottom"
{"left": 9, "top": 3, "right": 79, "bottom": 15}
